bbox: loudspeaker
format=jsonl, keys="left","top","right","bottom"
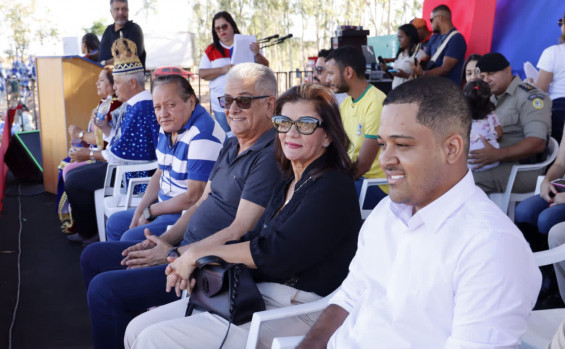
{"left": 5, "top": 130, "right": 43, "bottom": 182}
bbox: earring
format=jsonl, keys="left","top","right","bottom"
{"left": 323, "top": 142, "right": 330, "bottom": 148}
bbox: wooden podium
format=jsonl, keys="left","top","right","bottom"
{"left": 36, "top": 56, "right": 102, "bottom": 194}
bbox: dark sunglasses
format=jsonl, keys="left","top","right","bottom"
{"left": 314, "top": 66, "right": 326, "bottom": 74}
{"left": 214, "top": 23, "right": 229, "bottom": 32}
{"left": 272, "top": 115, "right": 323, "bottom": 135}
{"left": 218, "top": 95, "right": 270, "bottom": 109}
{"left": 559, "top": 19, "right": 564, "bottom": 27}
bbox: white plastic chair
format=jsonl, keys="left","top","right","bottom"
{"left": 94, "top": 161, "right": 157, "bottom": 241}
{"left": 358, "top": 178, "right": 388, "bottom": 220}
{"left": 244, "top": 290, "right": 337, "bottom": 349}
{"left": 521, "top": 244, "right": 565, "bottom": 348}
{"left": 244, "top": 243, "right": 565, "bottom": 349}
{"left": 489, "top": 137, "right": 558, "bottom": 220}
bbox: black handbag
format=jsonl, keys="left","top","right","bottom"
{"left": 185, "top": 255, "right": 266, "bottom": 347}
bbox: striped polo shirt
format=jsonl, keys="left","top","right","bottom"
{"left": 156, "top": 104, "right": 226, "bottom": 202}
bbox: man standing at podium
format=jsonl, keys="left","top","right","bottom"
{"left": 98, "top": 0, "right": 146, "bottom": 69}
{"left": 65, "top": 37, "right": 159, "bottom": 245}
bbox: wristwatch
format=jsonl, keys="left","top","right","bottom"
{"left": 89, "top": 149, "right": 95, "bottom": 161}
{"left": 167, "top": 247, "right": 180, "bottom": 258}
{"left": 78, "top": 131, "right": 84, "bottom": 140}
{"left": 142, "top": 205, "right": 156, "bottom": 221}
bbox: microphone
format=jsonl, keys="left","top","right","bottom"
{"left": 276, "top": 33, "right": 293, "bottom": 44}
{"left": 258, "top": 34, "right": 279, "bottom": 43}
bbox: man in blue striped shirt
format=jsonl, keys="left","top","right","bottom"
{"left": 105, "top": 75, "right": 226, "bottom": 241}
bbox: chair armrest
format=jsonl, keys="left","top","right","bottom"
{"left": 113, "top": 161, "right": 158, "bottom": 199}
{"left": 271, "top": 336, "right": 304, "bottom": 349}
{"left": 103, "top": 164, "right": 118, "bottom": 196}
{"left": 535, "top": 243, "right": 565, "bottom": 266}
{"left": 124, "top": 177, "right": 152, "bottom": 209}
{"left": 245, "top": 291, "right": 335, "bottom": 349}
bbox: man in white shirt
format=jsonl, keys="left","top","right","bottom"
{"left": 298, "top": 76, "right": 542, "bottom": 348}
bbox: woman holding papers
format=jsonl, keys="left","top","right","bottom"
{"left": 199, "top": 11, "right": 269, "bottom": 134}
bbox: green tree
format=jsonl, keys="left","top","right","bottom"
{"left": 82, "top": 19, "right": 106, "bottom": 36}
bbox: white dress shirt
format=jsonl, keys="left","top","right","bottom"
{"left": 329, "top": 171, "right": 541, "bottom": 348}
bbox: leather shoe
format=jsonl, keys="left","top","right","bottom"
{"left": 66, "top": 233, "right": 86, "bottom": 243}
{"left": 82, "top": 235, "right": 100, "bottom": 246}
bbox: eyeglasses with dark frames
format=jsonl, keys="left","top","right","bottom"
{"left": 272, "top": 115, "right": 324, "bottom": 135}
{"left": 218, "top": 95, "right": 270, "bottom": 109}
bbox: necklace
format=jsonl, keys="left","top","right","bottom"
{"left": 284, "top": 176, "right": 312, "bottom": 205}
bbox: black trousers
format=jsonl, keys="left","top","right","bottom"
{"left": 65, "top": 162, "right": 108, "bottom": 238}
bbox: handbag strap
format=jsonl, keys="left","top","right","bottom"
{"left": 219, "top": 264, "right": 241, "bottom": 349}
{"left": 184, "top": 256, "right": 242, "bottom": 349}
{"left": 430, "top": 30, "right": 459, "bottom": 63}
{"left": 195, "top": 255, "right": 228, "bottom": 268}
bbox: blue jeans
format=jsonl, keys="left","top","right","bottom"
{"left": 354, "top": 177, "right": 388, "bottom": 210}
{"left": 213, "top": 110, "right": 231, "bottom": 133}
{"left": 81, "top": 241, "right": 180, "bottom": 349}
{"left": 105, "top": 208, "right": 181, "bottom": 241}
{"left": 515, "top": 194, "right": 565, "bottom": 234}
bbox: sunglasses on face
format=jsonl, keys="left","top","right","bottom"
{"left": 215, "top": 23, "right": 229, "bottom": 32}
{"left": 314, "top": 66, "right": 326, "bottom": 74}
{"left": 559, "top": 19, "right": 564, "bottom": 27}
{"left": 272, "top": 115, "right": 323, "bottom": 135}
{"left": 218, "top": 95, "right": 270, "bottom": 109}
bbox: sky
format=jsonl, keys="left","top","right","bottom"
{"left": 1, "top": 0, "right": 192, "bottom": 57}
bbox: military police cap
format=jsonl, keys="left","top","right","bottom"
{"left": 476, "top": 53, "right": 510, "bottom": 73}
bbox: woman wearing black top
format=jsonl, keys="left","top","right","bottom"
{"left": 124, "top": 83, "right": 362, "bottom": 349}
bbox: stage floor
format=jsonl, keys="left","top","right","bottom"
{"left": 0, "top": 172, "right": 92, "bottom": 349}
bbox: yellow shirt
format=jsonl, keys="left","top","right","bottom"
{"left": 340, "top": 85, "right": 387, "bottom": 186}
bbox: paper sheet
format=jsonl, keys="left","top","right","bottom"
{"left": 231, "top": 34, "right": 257, "bottom": 65}
{"left": 524, "top": 61, "right": 539, "bottom": 83}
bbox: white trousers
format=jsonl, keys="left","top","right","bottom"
{"left": 548, "top": 222, "right": 565, "bottom": 303}
{"left": 125, "top": 282, "right": 322, "bottom": 349}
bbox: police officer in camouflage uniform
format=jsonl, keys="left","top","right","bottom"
{"left": 469, "top": 52, "right": 551, "bottom": 193}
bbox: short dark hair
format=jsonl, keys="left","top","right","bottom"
{"left": 211, "top": 11, "right": 241, "bottom": 58}
{"left": 326, "top": 45, "right": 366, "bottom": 78}
{"left": 274, "top": 83, "right": 354, "bottom": 178}
{"left": 110, "top": 0, "right": 127, "bottom": 5}
{"left": 82, "top": 33, "right": 100, "bottom": 52}
{"left": 460, "top": 53, "right": 482, "bottom": 87}
{"left": 102, "top": 66, "right": 115, "bottom": 86}
{"left": 383, "top": 76, "right": 471, "bottom": 151}
{"left": 317, "top": 49, "right": 332, "bottom": 59}
{"left": 432, "top": 4, "right": 452, "bottom": 18}
{"left": 396, "top": 24, "right": 420, "bottom": 59}
{"left": 151, "top": 74, "right": 199, "bottom": 105}
{"left": 463, "top": 79, "right": 494, "bottom": 120}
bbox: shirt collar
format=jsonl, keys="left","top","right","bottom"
{"left": 228, "top": 127, "right": 276, "bottom": 161}
{"left": 503, "top": 75, "right": 523, "bottom": 97}
{"left": 162, "top": 103, "right": 207, "bottom": 143}
{"left": 114, "top": 20, "right": 133, "bottom": 32}
{"left": 126, "top": 89, "right": 152, "bottom": 106}
{"left": 389, "top": 170, "right": 477, "bottom": 232}
{"left": 244, "top": 127, "right": 276, "bottom": 154}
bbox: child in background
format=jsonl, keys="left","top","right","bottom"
{"left": 464, "top": 79, "right": 502, "bottom": 171}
